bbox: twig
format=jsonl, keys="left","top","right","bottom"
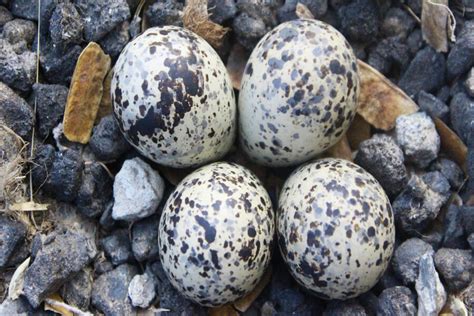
{"left": 403, "top": 4, "right": 421, "bottom": 24}
{"left": 44, "top": 298, "right": 93, "bottom": 316}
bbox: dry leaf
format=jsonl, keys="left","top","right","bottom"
{"left": 226, "top": 43, "right": 249, "bottom": 90}
{"left": 357, "top": 60, "right": 418, "bottom": 130}
{"left": 324, "top": 135, "right": 353, "bottom": 162}
{"left": 9, "top": 201, "right": 49, "bottom": 211}
{"left": 233, "top": 267, "right": 272, "bottom": 312}
{"left": 96, "top": 67, "right": 114, "bottom": 123}
{"left": 421, "top": 0, "right": 456, "bottom": 52}
{"left": 440, "top": 295, "right": 469, "bottom": 316}
{"left": 63, "top": 42, "right": 111, "bottom": 144}
{"left": 346, "top": 114, "right": 371, "bottom": 150}
{"left": 45, "top": 293, "right": 92, "bottom": 316}
{"left": 295, "top": 3, "right": 315, "bottom": 19}
{"left": 209, "top": 304, "right": 239, "bottom": 316}
{"left": 7, "top": 257, "right": 30, "bottom": 300}
{"left": 183, "top": 0, "right": 229, "bottom": 48}
{"left": 434, "top": 118, "right": 468, "bottom": 171}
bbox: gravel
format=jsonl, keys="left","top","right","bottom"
{"left": 417, "top": 91, "right": 449, "bottom": 122}
{"left": 381, "top": 8, "right": 415, "bottom": 39}
{"left": 0, "top": 81, "right": 33, "bottom": 139}
{"left": 0, "top": 214, "right": 26, "bottom": 269}
{"left": 99, "top": 21, "right": 130, "bottom": 59}
{"left": 2, "top": 18, "right": 37, "bottom": 45}
{"left": 415, "top": 252, "right": 446, "bottom": 316}
{"left": 446, "top": 21, "right": 474, "bottom": 80}
{"left": 434, "top": 248, "right": 473, "bottom": 292}
{"left": 0, "top": 39, "right": 36, "bottom": 93}
{"left": 208, "top": 0, "right": 237, "bottom": 24}
{"left": 90, "top": 114, "right": 131, "bottom": 161}
{"left": 367, "top": 36, "right": 410, "bottom": 75}
{"left": 429, "top": 158, "right": 464, "bottom": 190}
{"left": 101, "top": 229, "right": 134, "bottom": 266}
{"left": 377, "top": 286, "right": 417, "bottom": 316}
{"left": 323, "top": 299, "right": 367, "bottom": 316}
{"left": 131, "top": 215, "right": 160, "bottom": 262}
{"left": 466, "top": 67, "right": 474, "bottom": 97}
{"left": 128, "top": 273, "right": 157, "bottom": 308}
{"left": 392, "top": 238, "right": 434, "bottom": 286}
{"left": 145, "top": 0, "right": 183, "bottom": 27}
{"left": 337, "top": 0, "right": 379, "bottom": 42}
{"left": 61, "top": 268, "right": 93, "bottom": 310}
{"left": 450, "top": 92, "right": 474, "bottom": 146}
{"left": 442, "top": 205, "right": 468, "bottom": 249}
{"left": 49, "top": 1, "right": 84, "bottom": 46}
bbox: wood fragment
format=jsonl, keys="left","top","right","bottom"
{"left": 357, "top": 60, "right": 418, "bottom": 130}
{"left": 421, "top": 0, "right": 456, "bottom": 52}
{"left": 63, "top": 42, "right": 111, "bottom": 144}
{"left": 324, "top": 135, "right": 353, "bottom": 162}
{"left": 96, "top": 67, "right": 114, "bottom": 123}
{"left": 226, "top": 44, "right": 249, "bottom": 90}
{"left": 233, "top": 267, "right": 272, "bottom": 312}
{"left": 346, "top": 114, "right": 371, "bottom": 150}
{"left": 295, "top": 3, "right": 315, "bottom": 19}
{"left": 9, "top": 201, "right": 49, "bottom": 211}
{"left": 209, "top": 304, "right": 239, "bottom": 316}
{"left": 7, "top": 257, "right": 30, "bottom": 300}
{"left": 434, "top": 118, "right": 468, "bottom": 172}
{"left": 44, "top": 293, "right": 92, "bottom": 316}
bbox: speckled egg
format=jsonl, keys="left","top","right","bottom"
{"left": 158, "top": 162, "right": 274, "bottom": 306}
{"left": 277, "top": 158, "right": 395, "bottom": 300}
{"left": 239, "top": 19, "right": 359, "bottom": 167}
{"left": 112, "top": 26, "right": 236, "bottom": 168}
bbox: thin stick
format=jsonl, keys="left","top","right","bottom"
{"left": 44, "top": 298, "right": 93, "bottom": 316}
{"left": 403, "top": 4, "right": 421, "bottom": 24}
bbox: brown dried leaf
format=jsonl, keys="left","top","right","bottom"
{"left": 434, "top": 118, "right": 468, "bottom": 171}
{"left": 324, "top": 135, "right": 353, "bottom": 162}
{"left": 421, "top": 0, "right": 456, "bottom": 52}
{"left": 295, "top": 3, "right": 315, "bottom": 19}
{"left": 183, "top": 0, "right": 229, "bottom": 49}
{"left": 63, "top": 42, "right": 111, "bottom": 144}
{"left": 346, "top": 114, "right": 371, "bottom": 150}
{"left": 209, "top": 304, "right": 239, "bottom": 316}
{"left": 96, "top": 67, "right": 114, "bottom": 123}
{"left": 233, "top": 267, "right": 272, "bottom": 312}
{"left": 226, "top": 43, "right": 249, "bottom": 90}
{"left": 357, "top": 60, "right": 418, "bottom": 130}
{"left": 44, "top": 293, "right": 74, "bottom": 316}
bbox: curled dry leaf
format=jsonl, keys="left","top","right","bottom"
{"left": 7, "top": 257, "right": 30, "bottom": 300}
{"left": 324, "top": 134, "right": 353, "bottom": 162}
{"left": 209, "top": 304, "right": 239, "bottom": 316}
{"left": 226, "top": 43, "right": 250, "bottom": 90}
{"left": 295, "top": 3, "right": 315, "bottom": 19}
{"left": 346, "top": 114, "right": 371, "bottom": 150}
{"left": 421, "top": 0, "right": 456, "bottom": 53}
{"left": 434, "top": 118, "right": 468, "bottom": 172}
{"left": 357, "top": 60, "right": 418, "bottom": 130}
{"left": 63, "top": 42, "right": 111, "bottom": 144}
{"left": 233, "top": 267, "right": 272, "bottom": 312}
{"left": 183, "top": 0, "right": 229, "bottom": 49}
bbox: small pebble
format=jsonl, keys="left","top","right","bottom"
{"left": 112, "top": 158, "right": 165, "bottom": 221}
{"left": 381, "top": 8, "right": 415, "bottom": 38}
{"left": 0, "top": 39, "right": 36, "bottom": 93}
{"left": 92, "top": 264, "right": 138, "bottom": 316}
{"left": 0, "top": 214, "right": 26, "bottom": 269}
{"left": 101, "top": 229, "right": 134, "bottom": 266}
{"left": 131, "top": 215, "right": 160, "bottom": 262}
{"left": 89, "top": 114, "right": 131, "bottom": 161}
{"left": 233, "top": 12, "right": 269, "bottom": 50}
{"left": 466, "top": 67, "right": 474, "bottom": 97}
{"left": 436, "top": 85, "right": 450, "bottom": 103}
{"left": 395, "top": 112, "right": 440, "bottom": 168}
{"left": 337, "top": 0, "right": 380, "bottom": 42}
{"left": 323, "top": 299, "right": 367, "bottom": 316}
{"left": 450, "top": 92, "right": 474, "bottom": 145}
{"left": 61, "top": 268, "right": 93, "bottom": 310}
{"left": 99, "top": 202, "right": 116, "bottom": 231}
{"left": 446, "top": 21, "right": 474, "bottom": 80}
{"left": 367, "top": 36, "right": 410, "bottom": 75}
{"left": 441, "top": 205, "right": 467, "bottom": 249}
{"left": 44, "top": 149, "right": 83, "bottom": 202}
{"left": 434, "top": 248, "right": 474, "bottom": 292}
{"left": 355, "top": 134, "right": 408, "bottom": 197}
{"left": 429, "top": 158, "right": 464, "bottom": 190}
{"left": 468, "top": 233, "right": 474, "bottom": 250}
{"left": 461, "top": 206, "right": 474, "bottom": 236}
{"left": 392, "top": 172, "right": 450, "bottom": 235}
{"left": 0, "top": 81, "right": 33, "bottom": 139}
{"left": 277, "top": 0, "right": 328, "bottom": 21}
{"left": 145, "top": 0, "right": 183, "bottom": 27}
{"left": 49, "top": 1, "right": 84, "bottom": 46}
{"left": 406, "top": 29, "right": 423, "bottom": 56}
{"left": 208, "top": 0, "right": 237, "bottom": 24}
{"left": 99, "top": 21, "right": 130, "bottom": 59}
{"left": 377, "top": 286, "right": 417, "bottom": 316}
{"left": 30, "top": 83, "right": 68, "bottom": 139}
{"left": 391, "top": 238, "right": 434, "bottom": 286}
{"left": 2, "top": 18, "right": 37, "bottom": 45}
{"left": 0, "top": 6, "right": 13, "bottom": 29}
{"left": 398, "top": 47, "right": 446, "bottom": 98}
{"left": 274, "top": 288, "right": 305, "bottom": 312}
{"left": 415, "top": 252, "right": 446, "bottom": 316}
{"left": 417, "top": 91, "right": 449, "bottom": 122}
{"left": 128, "top": 273, "right": 156, "bottom": 308}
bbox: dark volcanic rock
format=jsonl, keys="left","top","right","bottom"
{"left": 0, "top": 6, "right": 13, "bottom": 30}
{"left": 208, "top": 0, "right": 237, "bottom": 24}
{"left": 2, "top": 18, "right": 37, "bottom": 45}
{"left": 434, "top": 248, "right": 473, "bottom": 292}
{"left": 398, "top": 47, "right": 446, "bottom": 98}
{"left": 49, "top": 1, "right": 84, "bottom": 46}
{"left": 447, "top": 21, "right": 474, "bottom": 80}
{"left": 407, "top": 29, "right": 423, "bottom": 56}
{"left": 30, "top": 83, "right": 68, "bottom": 139}
{"left": 355, "top": 134, "right": 408, "bottom": 197}
{"left": 441, "top": 205, "right": 468, "bottom": 249}
{"left": 92, "top": 264, "right": 138, "bottom": 316}
{"left": 0, "top": 214, "right": 26, "bottom": 269}
{"left": 61, "top": 268, "right": 93, "bottom": 310}
{"left": 461, "top": 206, "right": 474, "bottom": 236}
{"left": 131, "top": 215, "right": 160, "bottom": 262}
{"left": 417, "top": 91, "right": 449, "bottom": 122}
{"left": 367, "top": 36, "right": 410, "bottom": 75}
{"left": 101, "top": 229, "right": 134, "bottom": 266}
{"left": 10, "top": 0, "right": 57, "bottom": 22}
{"left": 450, "top": 92, "right": 474, "bottom": 145}
{"left": 392, "top": 238, "right": 434, "bottom": 286}
{"left": 73, "top": 0, "right": 131, "bottom": 42}
{"left": 337, "top": 0, "right": 380, "bottom": 42}
{"left": 233, "top": 12, "right": 270, "bottom": 50}
{"left": 145, "top": 0, "right": 183, "bottom": 27}
{"left": 22, "top": 229, "right": 97, "bottom": 308}
{"left": 377, "top": 286, "right": 417, "bottom": 316}
{"left": 90, "top": 114, "right": 131, "bottom": 161}
{"left": 99, "top": 21, "right": 130, "bottom": 59}
{"left": 381, "top": 8, "right": 415, "bottom": 39}
{"left": 429, "top": 158, "right": 464, "bottom": 191}
{"left": 323, "top": 299, "right": 367, "bottom": 316}
{"left": 0, "top": 39, "right": 35, "bottom": 92}
{"left": 277, "top": 0, "right": 328, "bottom": 22}
{"left": 0, "top": 81, "right": 33, "bottom": 139}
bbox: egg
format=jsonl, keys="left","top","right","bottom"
{"left": 111, "top": 26, "right": 236, "bottom": 168}
{"left": 277, "top": 158, "right": 395, "bottom": 300}
{"left": 158, "top": 162, "right": 274, "bottom": 306}
{"left": 239, "top": 19, "right": 359, "bottom": 167}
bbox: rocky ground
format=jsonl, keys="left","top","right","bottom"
{"left": 0, "top": 0, "right": 473, "bottom": 315}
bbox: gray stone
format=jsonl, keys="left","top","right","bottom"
{"left": 99, "top": 21, "right": 130, "bottom": 59}
{"left": 429, "top": 158, "right": 464, "bottom": 190}
{"left": 208, "top": 0, "right": 237, "bottom": 24}
{"left": 417, "top": 91, "right": 449, "bottom": 122}
{"left": 0, "top": 6, "right": 13, "bottom": 29}
{"left": 395, "top": 112, "right": 440, "bottom": 168}
{"left": 337, "top": 0, "right": 380, "bottom": 42}
{"left": 323, "top": 299, "right": 367, "bottom": 316}
{"left": 0, "top": 39, "right": 35, "bottom": 92}
{"left": 392, "top": 238, "right": 434, "bottom": 286}
{"left": 392, "top": 172, "right": 450, "bottom": 235}
{"left": 90, "top": 114, "right": 131, "bottom": 161}
{"left": 73, "top": 0, "right": 131, "bottom": 42}
{"left": 145, "top": 0, "right": 183, "bottom": 27}
{"left": 462, "top": 206, "right": 474, "bottom": 236}
{"left": 9, "top": 0, "right": 57, "bottom": 22}
{"left": 398, "top": 47, "right": 446, "bottom": 98}
{"left": 92, "top": 264, "right": 138, "bottom": 316}
{"left": 22, "top": 229, "right": 97, "bottom": 308}
{"left": 0, "top": 214, "right": 26, "bottom": 269}
{"left": 277, "top": 0, "right": 328, "bottom": 21}
{"left": 415, "top": 252, "right": 446, "bottom": 316}
{"left": 128, "top": 273, "right": 156, "bottom": 308}
{"left": 367, "top": 36, "right": 410, "bottom": 75}
{"left": 447, "top": 21, "right": 474, "bottom": 80}
{"left": 420, "top": 226, "right": 444, "bottom": 250}
{"left": 101, "top": 229, "right": 134, "bottom": 266}
{"left": 75, "top": 161, "right": 113, "bottom": 218}
{"left": 434, "top": 248, "right": 473, "bottom": 292}
{"left": 436, "top": 85, "right": 450, "bottom": 103}
{"left": 233, "top": 12, "right": 270, "bottom": 50}
{"left": 466, "top": 67, "right": 474, "bottom": 97}
{"left": 0, "top": 297, "right": 35, "bottom": 315}
{"left": 61, "top": 267, "right": 93, "bottom": 310}
{"left": 49, "top": 1, "right": 83, "bottom": 46}
{"left": 0, "top": 81, "right": 33, "bottom": 139}
{"left": 132, "top": 215, "right": 159, "bottom": 262}
{"left": 2, "top": 18, "right": 36, "bottom": 45}
{"left": 407, "top": 29, "right": 423, "bottom": 55}
{"left": 442, "top": 205, "right": 468, "bottom": 249}
{"left": 354, "top": 134, "right": 408, "bottom": 197}
{"left": 381, "top": 8, "right": 415, "bottom": 38}
{"left": 468, "top": 233, "right": 474, "bottom": 250}
{"left": 377, "top": 286, "right": 417, "bottom": 316}
{"left": 450, "top": 92, "right": 474, "bottom": 146}
{"left": 30, "top": 83, "right": 68, "bottom": 139}
{"left": 112, "top": 158, "right": 165, "bottom": 221}
{"left": 99, "top": 202, "right": 116, "bottom": 230}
